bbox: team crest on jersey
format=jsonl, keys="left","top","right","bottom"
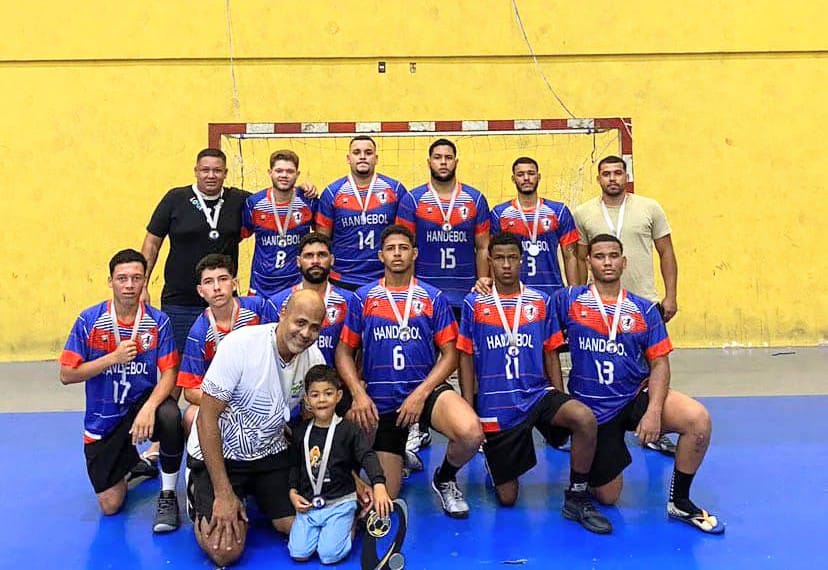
{"left": 508, "top": 220, "right": 515, "bottom": 228}
{"left": 292, "top": 211, "right": 303, "bottom": 223}
{"left": 378, "top": 192, "right": 387, "bottom": 204}
{"left": 483, "top": 308, "right": 490, "bottom": 315}
{"left": 139, "top": 332, "right": 154, "bottom": 351}
{"left": 327, "top": 306, "right": 340, "bottom": 324}
{"left": 412, "top": 300, "right": 425, "bottom": 315}
{"left": 523, "top": 304, "right": 538, "bottom": 322}
{"left": 620, "top": 314, "right": 635, "bottom": 332}
{"left": 259, "top": 213, "right": 267, "bottom": 221}
{"left": 426, "top": 207, "right": 433, "bottom": 214}
{"left": 459, "top": 206, "right": 469, "bottom": 220}
{"left": 542, "top": 217, "right": 552, "bottom": 230}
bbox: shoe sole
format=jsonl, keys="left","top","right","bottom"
{"left": 562, "top": 506, "right": 613, "bottom": 534}
{"left": 667, "top": 511, "right": 725, "bottom": 534}
{"left": 645, "top": 443, "right": 677, "bottom": 456}
{"left": 152, "top": 523, "right": 179, "bottom": 533}
{"left": 430, "top": 480, "right": 470, "bottom": 519}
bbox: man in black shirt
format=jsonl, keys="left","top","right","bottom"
{"left": 141, "top": 148, "right": 249, "bottom": 354}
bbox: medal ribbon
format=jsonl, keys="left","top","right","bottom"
{"left": 205, "top": 298, "right": 239, "bottom": 348}
{"left": 491, "top": 283, "right": 524, "bottom": 350}
{"left": 304, "top": 415, "right": 343, "bottom": 499}
{"left": 590, "top": 285, "right": 624, "bottom": 343}
{"left": 109, "top": 301, "right": 143, "bottom": 386}
{"left": 516, "top": 198, "right": 541, "bottom": 245}
{"left": 427, "top": 181, "right": 460, "bottom": 229}
{"left": 382, "top": 277, "right": 416, "bottom": 335}
{"left": 600, "top": 195, "right": 626, "bottom": 239}
{"left": 267, "top": 188, "right": 297, "bottom": 242}
{"left": 192, "top": 184, "right": 225, "bottom": 235}
{"left": 346, "top": 173, "right": 377, "bottom": 221}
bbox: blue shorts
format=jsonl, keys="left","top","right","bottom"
{"left": 288, "top": 498, "right": 358, "bottom": 564}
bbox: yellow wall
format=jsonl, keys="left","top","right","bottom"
{"left": 2, "top": 1, "right": 825, "bottom": 360}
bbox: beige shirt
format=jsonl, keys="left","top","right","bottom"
{"left": 573, "top": 193, "right": 671, "bottom": 302}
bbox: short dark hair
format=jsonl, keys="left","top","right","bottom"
{"left": 488, "top": 232, "right": 523, "bottom": 255}
{"left": 109, "top": 249, "right": 147, "bottom": 275}
{"left": 512, "top": 156, "right": 539, "bottom": 172}
{"left": 298, "top": 232, "right": 332, "bottom": 255}
{"left": 195, "top": 253, "right": 236, "bottom": 280}
{"left": 304, "top": 365, "right": 342, "bottom": 391}
{"left": 587, "top": 233, "right": 624, "bottom": 255}
{"left": 269, "top": 149, "right": 300, "bottom": 169}
{"left": 597, "top": 155, "right": 626, "bottom": 172}
{"left": 380, "top": 224, "right": 415, "bottom": 248}
{"left": 349, "top": 135, "right": 377, "bottom": 149}
{"left": 196, "top": 148, "right": 227, "bottom": 164}
{"left": 428, "top": 138, "right": 457, "bottom": 157}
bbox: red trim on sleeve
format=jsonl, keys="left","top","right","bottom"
{"left": 475, "top": 219, "right": 491, "bottom": 235}
{"left": 645, "top": 337, "right": 673, "bottom": 361}
{"left": 340, "top": 326, "right": 361, "bottom": 348}
{"left": 315, "top": 212, "right": 333, "bottom": 230}
{"left": 434, "top": 321, "right": 459, "bottom": 346}
{"left": 83, "top": 434, "right": 97, "bottom": 444}
{"left": 176, "top": 371, "right": 203, "bottom": 389}
{"left": 396, "top": 217, "right": 416, "bottom": 233}
{"left": 240, "top": 227, "right": 252, "bottom": 239}
{"left": 543, "top": 331, "right": 565, "bottom": 352}
{"left": 456, "top": 334, "right": 473, "bottom": 354}
{"left": 157, "top": 351, "right": 180, "bottom": 373}
{"left": 559, "top": 228, "right": 579, "bottom": 246}
{"left": 59, "top": 350, "right": 84, "bottom": 369}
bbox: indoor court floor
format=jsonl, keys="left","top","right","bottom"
{"left": 1, "top": 348, "right": 825, "bottom": 569}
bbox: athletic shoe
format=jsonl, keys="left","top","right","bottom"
{"left": 126, "top": 457, "right": 159, "bottom": 489}
{"left": 431, "top": 470, "right": 470, "bottom": 519}
{"left": 646, "top": 434, "right": 677, "bottom": 456}
{"left": 153, "top": 490, "right": 180, "bottom": 533}
{"left": 562, "top": 490, "right": 613, "bottom": 534}
{"left": 419, "top": 429, "right": 432, "bottom": 449}
{"left": 404, "top": 449, "right": 424, "bottom": 473}
{"left": 667, "top": 501, "right": 725, "bottom": 534}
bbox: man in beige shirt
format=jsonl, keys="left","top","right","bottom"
{"left": 573, "top": 155, "right": 679, "bottom": 455}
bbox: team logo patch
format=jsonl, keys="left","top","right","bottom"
{"left": 620, "top": 314, "right": 635, "bottom": 332}
{"left": 378, "top": 192, "right": 387, "bottom": 204}
{"left": 459, "top": 206, "right": 469, "bottom": 220}
{"left": 426, "top": 207, "right": 433, "bottom": 214}
{"left": 412, "top": 300, "right": 424, "bottom": 315}
{"left": 293, "top": 211, "right": 303, "bottom": 223}
{"left": 542, "top": 217, "right": 552, "bottom": 230}
{"left": 259, "top": 213, "right": 267, "bottom": 220}
{"left": 140, "top": 332, "right": 154, "bottom": 351}
{"left": 523, "top": 304, "right": 537, "bottom": 321}
{"left": 483, "top": 308, "right": 490, "bottom": 315}
{"left": 327, "top": 307, "right": 340, "bottom": 324}
{"left": 508, "top": 221, "right": 515, "bottom": 227}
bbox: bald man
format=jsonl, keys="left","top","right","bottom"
{"left": 187, "top": 289, "right": 325, "bottom": 567}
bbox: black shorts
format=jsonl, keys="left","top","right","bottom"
{"left": 84, "top": 391, "right": 171, "bottom": 494}
{"left": 482, "top": 390, "right": 572, "bottom": 486}
{"left": 373, "top": 383, "right": 454, "bottom": 457}
{"left": 589, "top": 390, "right": 651, "bottom": 488}
{"left": 187, "top": 451, "right": 295, "bottom": 522}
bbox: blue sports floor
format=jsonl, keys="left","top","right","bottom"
{"left": 1, "top": 396, "right": 825, "bottom": 569}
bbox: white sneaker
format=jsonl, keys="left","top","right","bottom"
{"left": 406, "top": 425, "right": 422, "bottom": 453}
{"left": 431, "top": 471, "right": 469, "bottom": 519}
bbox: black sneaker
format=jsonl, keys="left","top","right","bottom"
{"left": 562, "top": 490, "right": 612, "bottom": 534}
{"left": 126, "top": 457, "right": 159, "bottom": 489}
{"left": 668, "top": 501, "right": 725, "bottom": 534}
{"left": 153, "top": 490, "right": 180, "bottom": 533}
{"left": 646, "top": 434, "right": 677, "bottom": 456}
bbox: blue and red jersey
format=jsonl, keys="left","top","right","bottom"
{"left": 177, "top": 296, "right": 265, "bottom": 389}
{"left": 555, "top": 286, "right": 673, "bottom": 424}
{"left": 242, "top": 188, "right": 316, "bottom": 297}
{"left": 316, "top": 174, "right": 406, "bottom": 287}
{"left": 262, "top": 283, "right": 353, "bottom": 366}
{"left": 396, "top": 183, "right": 490, "bottom": 308}
{"left": 60, "top": 301, "right": 179, "bottom": 443}
{"left": 340, "top": 279, "right": 458, "bottom": 414}
{"left": 490, "top": 198, "right": 579, "bottom": 297}
{"left": 458, "top": 287, "right": 563, "bottom": 433}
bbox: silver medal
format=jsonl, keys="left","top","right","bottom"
{"left": 606, "top": 340, "right": 618, "bottom": 354}
{"left": 442, "top": 222, "right": 452, "bottom": 232}
{"left": 277, "top": 236, "right": 287, "bottom": 247}
{"left": 312, "top": 496, "right": 326, "bottom": 509}
{"left": 399, "top": 327, "right": 412, "bottom": 342}
{"left": 208, "top": 229, "right": 220, "bottom": 240}
{"left": 507, "top": 344, "right": 520, "bottom": 357}
{"left": 527, "top": 243, "right": 540, "bottom": 257}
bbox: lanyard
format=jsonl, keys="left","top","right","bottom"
{"left": 491, "top": 283, "right": 524, "bottom": 356}
{"left": 109, "top": 301, "right": 143, "bottom": 385}
{"left": 427, "top": 181, "right": 460, "bottom": 231}
{"left": 516, "top": 198, "right": 541, "bottom": 243}
{"left": 267, "top": 188, "right": 297, "bottom": 245}
{"left": 346, "top": 173, "right": 377, "bottom": 223}
{"left": 271, "top": 325, "right": 299, "bottom": 422}
{"left": 600, "top": 195, "right": 626, "bottom": 239}
{"left": 205, "top": 298, "right": 239, "bottom": 348}
{"left": 590, "top": 285, "right": 624, "bottom": 345}
{"left": 382, "top": 277, "right": 416, "bottom": 342}
{"left": 192, "top": 184, "right": 225, "bottom": 239}
{"left": 304, "top": 416, "right": 342, "bottom": 500}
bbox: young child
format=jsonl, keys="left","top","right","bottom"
{"left": 289, "top": 365, "right": 392, "bottom": 564}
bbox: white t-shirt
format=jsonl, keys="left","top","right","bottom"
{"left": 187, "top": 323, "right": 325, "bottom": 461}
